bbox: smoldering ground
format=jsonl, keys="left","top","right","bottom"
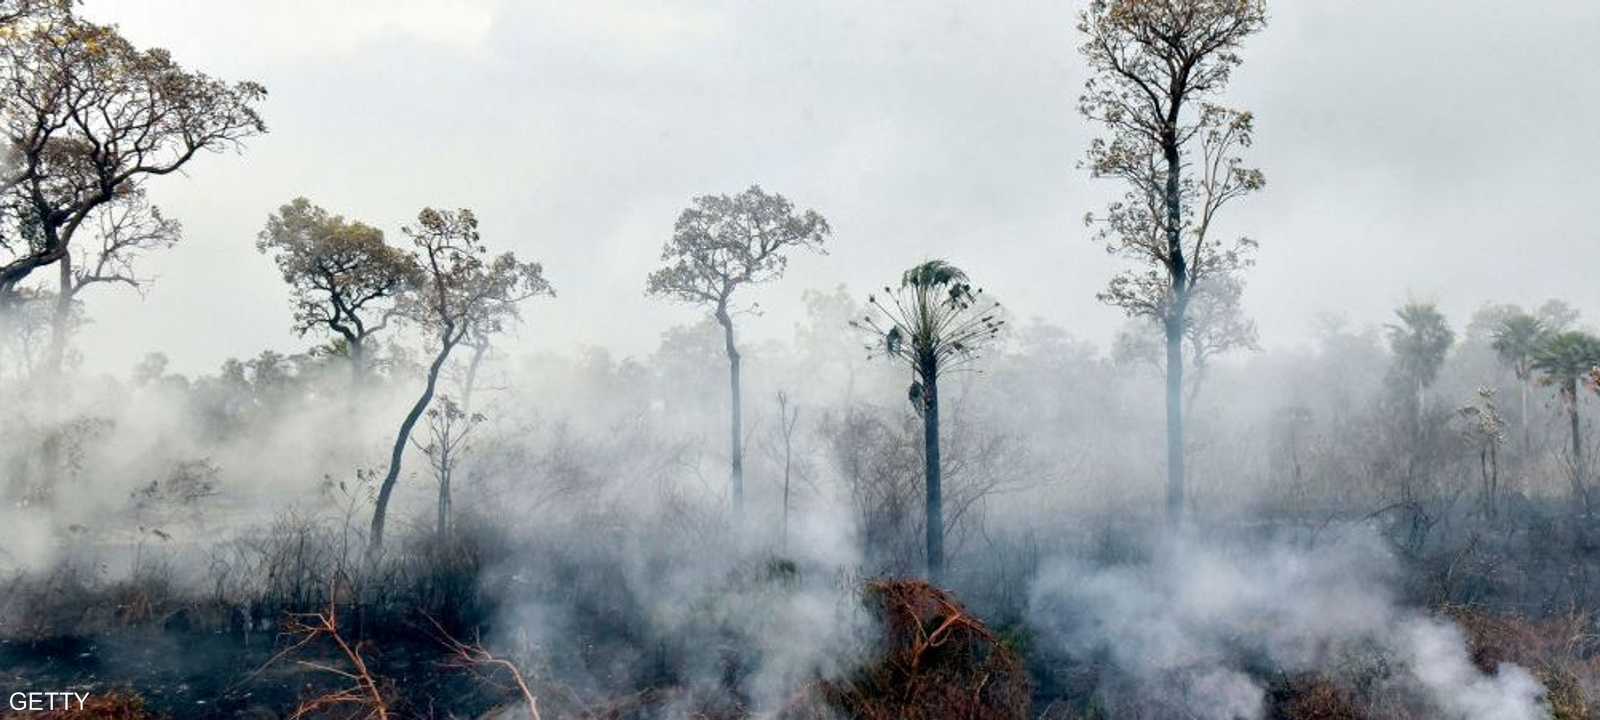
{"left": 1028, "top": 527, "right": 1549, "bottom": 719}
{"left": 3, "top": 302, "right": 1598, "bottom": 718}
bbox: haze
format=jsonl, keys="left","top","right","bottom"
{"left": 74, "top": 0, "right": 1600, "bottom": 376}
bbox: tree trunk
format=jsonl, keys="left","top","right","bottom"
{"left": 717, "top": 309, "right": 744, "bottom": 516}
{"left": 1570, "top": 380, "right": 1586, "bottom": 514}
{"left": 370, "top": 331, "right": 458, "bottom": 562}
{"left": 1520, "top": 379, "right": 1530, "bottom": 454}
{"left": 782, "top": 430, "right": 792, "bottom": 554}
{"left": 43, "top": 249, "right": 73, "bottom": 375}
{"left": 1488, "top": 441, "right": 1499, "bottom": 520}
{"left": 436, "top": 461, "right": 450, "bottom": 538}
{"left": 349, "top": 336, "right": 366, "bottom": 388}
{"left": 1162, "top": 130, "right": 1187, "bottom": 528}
{"left": 1165, "top": 318, "right": 1185, "bottom": 524}
{"left": 921, "top": 357, "right": 944, "bottom": 583}
{"left": 462, "top": 341, "right": 488, "bottom": 413}
{"left": 434, "top": 340, "right": 487, "bottom": 540}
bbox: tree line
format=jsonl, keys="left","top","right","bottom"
{"left": 7, "top": 0, "right": 1597, "bottom": 584}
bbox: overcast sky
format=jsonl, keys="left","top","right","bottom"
{"left": 69, "top": 1, "right": 1600, "bottom": 376}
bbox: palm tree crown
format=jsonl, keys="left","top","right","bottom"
{"left": 1492, "top": 313, "right": 1548, "bottom": 381}
{"left": 1533, "top": 331, "right": 1600, "bottom": 402}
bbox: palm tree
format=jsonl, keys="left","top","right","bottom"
{"left": 1532, "top": 331, "right": 1600, "bottom": 511}
{"left": 854, "top": 260, "right": 1003, "bottom": 582}
{"left": 1385, "top": 302, "right": 1455, "bottom": 421}
{"left": 1491, "top": 312, "right": 1548, "bottom": 450}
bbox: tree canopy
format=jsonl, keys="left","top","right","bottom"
{"left": 0, "top": 1, "right": 265, "bottom": 298}
{"left": 257, "top": 198, "right": 418, "bottom": 378}
{"left": 645, "top": 185, "right": 829, "bottom": 312}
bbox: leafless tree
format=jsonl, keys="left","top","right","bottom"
{"left": 412, "top": 395, "right": 484, "bottom": 538}
{"left": 765, "top": 390, "right": 803, "bottom": 553}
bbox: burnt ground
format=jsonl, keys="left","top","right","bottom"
{"left": 0, "top": 628, "right": 509, "bottom": 719}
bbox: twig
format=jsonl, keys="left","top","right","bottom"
{"left": 426, "top": 614, "right": 541, "bottom": 720}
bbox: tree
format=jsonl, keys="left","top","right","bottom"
{"left": 1531, "top": 331, "right": 1600, "bottom": 512}
{"left": 1537, "top": 299, "right": 1580, "bottom": 334}
{"left": 1, "top": 2, "right": 266, "bottom": 370}
{"left": 1385, "top": 302, "right": 1454, "bottom": 421}
{"left": 1457, "top": 388, "right": 1505, "bottom": 520}
{"left": 854, "top": 260, "right": 1003, "bottom": 581}
{"left": 257, "top": 198, "right": 418, "bottom": 385}
{"left": 1111, "top": 269, "right": 1258, "bottom": 403}
{"left": 1491, "top": 311, "right": 1549, "bottom": 450}
{"left": 768, "top": 390, "right": 802, "bottom": 553}
{"left": 644, "top": 185, "right": 829, "bottom": 516}
{"left": 368, "top": 208, "right": 551, "bottom": 559}
{"left": 68, "top": 189, "right": 179, "bottom": 295}
{"left": 1078, "top": 0, "right": 1267, "bottom": 524}
{"left": 0, "top": 285, "right": 62, "bottom": 379}
{"left": 412, "top": 395, "right": 483, "bottom": 539}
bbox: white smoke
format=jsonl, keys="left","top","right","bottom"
{"left": 1028, "top": 527, "right": 1550, "bottom": 720}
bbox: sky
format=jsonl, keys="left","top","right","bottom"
{"left": 66, "top": 0, "right": 1600, "bottom": 376}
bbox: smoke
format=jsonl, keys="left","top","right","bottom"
{"left": 1028, "top": 527, "right": 1549, "bottom": 719}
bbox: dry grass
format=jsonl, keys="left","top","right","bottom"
{"left": 1450, "top": 606, "right": 1600, "bottom": 720}
{"left": 1274, "top": 673, "right": 1365, "bottom": 720}
{"left": 781, "top": 579, "right": 1030, "bottom": 720}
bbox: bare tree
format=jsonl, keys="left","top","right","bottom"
{"left": 1, "top": 2, "right": 266, "bottom": 371}
{"left": 10, "top": 189, "right": 178, "bottom": 370}
{"left": 368, "top": 208, "right": 551, "bottom": 559}
{"left": 69, "top": 189, "right": 179, "bottom": 295}
{"left": 256, "top": 198, "right": 418, "bottom": 385}
{"left": 412, "top": 395, "right": 484, "bottom": 539}
{"left": 854, "top": 260, "right": 1003, "bottom": 582}
{"left": 767, "top": 390, "right": 802, "bottom": 553}
{"left": 1079, "top": 0, "right": 1267, "bottom": 525}
{"left": 645, "top": 185, "right": 829, "bottom": 516}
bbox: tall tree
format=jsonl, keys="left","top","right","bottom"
{"left": 256, "top": 198, "right": 418, "bottom": 385}
{"left": 0, "top": 2, "right": 266, "bottom": 371}
{"left": 368, "top": 208, "right": 550, "bottom": 559}
{"left": 645, "top": 185, "right": 829, "bottom": 516}
{"left": 855, "top": 260, "right": 1003, "bottom": 582}
{"left": 1111, "top": 269, "right": 1258, "bottom": 403}
{"left": 1491, "top": 311, "right": 1549, "bottom": 450}
{"left": 1385, "top": 302, "right": 1454, "bottom": 421}
{"left": 1078, "top": 0, "right": 1267, "bottom": 524}
{"left": 1531, "top": 331, "right": 1600, "bottom": 512}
